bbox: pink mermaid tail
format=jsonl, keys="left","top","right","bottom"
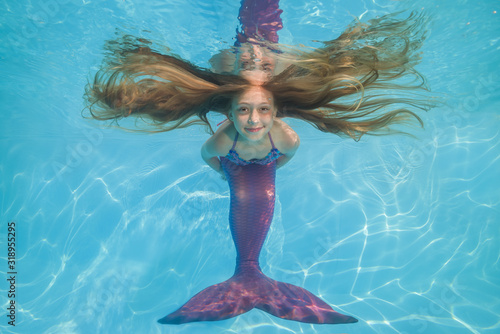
{"left": 158, "top": 158, "right": 357, "bottom": 325}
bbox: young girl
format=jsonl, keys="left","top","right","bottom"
{"left": 84, "top": 8, "right": 432, "bottom": 325}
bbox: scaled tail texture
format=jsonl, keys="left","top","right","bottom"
{"left": 158, "top": 157, "right": 357, "bottom": 325}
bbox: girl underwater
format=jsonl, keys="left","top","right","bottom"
{"left": 84, "top": 0, "right": 434, "bottom": 325}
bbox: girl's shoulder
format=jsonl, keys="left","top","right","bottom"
{"left": 271, "top": 119, "right": 300, "bottom": 154}
{"left": 203, "top": 121, "right": 235, "bottom": 157}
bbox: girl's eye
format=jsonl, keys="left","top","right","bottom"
{"left": 238, "top": 107, "right": 249, "bottom": 113}
{"left": 260, "top": 107, "right": 270, "bottom": 113}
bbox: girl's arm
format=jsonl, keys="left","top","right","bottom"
{"left": 275, "top": 120, "right": 300, "bottom": 169}
{"left": 201, "top": 131, "right": 228, "bottom": 179}
{"left": 276, "top": 150, "right": 296, "bottom": 169}
{"left": 201, "top": 141, "right": 223, "bottom": 173}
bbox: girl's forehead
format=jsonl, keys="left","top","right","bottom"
{"left": 232, "top": 87, "right": 275, "bottom": 106}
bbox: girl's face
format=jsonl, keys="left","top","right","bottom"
{"left": 229, "top": 87, "right": 276, "bottom": 143}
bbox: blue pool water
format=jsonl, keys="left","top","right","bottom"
{"left": 1, "top": 0, "right": 499, "bottom": 333}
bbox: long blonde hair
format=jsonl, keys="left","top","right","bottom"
{"left": 84, "top": 11, "right": 435, "bottom": 139}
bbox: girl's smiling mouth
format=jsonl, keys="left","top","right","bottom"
{"left": 245, "top": 127, "right": 263, "bottom": 133}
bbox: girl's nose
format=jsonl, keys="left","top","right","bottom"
{"left": 248, "top": 111, "right": 258, "bottom": 124}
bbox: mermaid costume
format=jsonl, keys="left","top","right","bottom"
{"left": 158, "top": 132, "right": 357, "bottom": 324}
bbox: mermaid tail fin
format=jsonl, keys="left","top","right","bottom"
{"left": 158, "top": 270, "right": 357, "bottom": 325}
{"left": 157, "top": 277, "right": 254, "bottom": 324}
{"left": 255, "top": 278, "right": 358, "bottom": 324}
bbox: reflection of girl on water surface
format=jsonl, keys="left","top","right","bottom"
{"left": 85, "top": 0, "right": 433, "bottom": 325}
